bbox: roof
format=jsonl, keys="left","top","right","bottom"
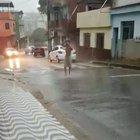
{"left": 111, "top": 2, "right": 140, "bottom": 10}
{"left": 0, "top": 0, "right": 14, "bottom": 7}
{"left": 111, "top": 3, "right": 140, "bottom": 15}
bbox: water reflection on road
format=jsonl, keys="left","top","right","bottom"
{"left": 5, "top": 58, "right": 21, "bottom": 72}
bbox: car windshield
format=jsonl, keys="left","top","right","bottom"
{"left": 6, "top": 48, "right": 15, "bottom": 51}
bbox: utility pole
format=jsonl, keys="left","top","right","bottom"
{"left": 46, "top": 0, "right": 51, "bottom": 53}
{"left": 27, "top": 36, "right": 30, "bottom": 46}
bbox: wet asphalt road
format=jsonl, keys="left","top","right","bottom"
{"left": 1, "top": 56, "right": 140, "bottom": 140}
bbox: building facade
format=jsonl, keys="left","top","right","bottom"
{"left": 76, "top": 1, "right": 112, "bottom": 60}
{"left": 111, "top": 1, "right": 140, "bottom": 59}
{"left": 0, "top": 1, "right": 16, "bottom": 55}
{"left": 47, "top": 0, "right": 85, "bottom": 52}
{"left": 12, "top": 11, "right": 26, "bottom": 49}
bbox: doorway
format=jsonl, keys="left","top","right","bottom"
{"left": 96, "top": 33, "right": 104, "bottom": 49}
{"left": 113, "top": 28, "right": 118, "bottom": 59}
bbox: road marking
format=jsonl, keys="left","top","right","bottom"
{"left": 110, "top": 74, "right": 140, "bottom": 78}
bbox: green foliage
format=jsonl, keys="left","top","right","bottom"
{"left": 31, "top": 28, "right": 47, "bottom": 43}
{"left": 38, "top": 0, "right": 47, "bottom": 14}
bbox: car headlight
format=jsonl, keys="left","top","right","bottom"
{"left": 6, "top": 51, "right": 13, "bottom": 56}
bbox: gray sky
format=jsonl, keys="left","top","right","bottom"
{"left": 12, "top": 0, "right": 39, "bottom": 13}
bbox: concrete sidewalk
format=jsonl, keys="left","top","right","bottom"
{"left": 76, "top": 60, "right": 140, "bottom": 70}
{"left": 0, "top": 72, "right": 75, "bottom": 140}
{"left": 91, "top": 60, "right": 140, "bottom": 70}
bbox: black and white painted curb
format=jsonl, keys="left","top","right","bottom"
{"left": 0, "top": 88, "right": 76, "bottom": 140}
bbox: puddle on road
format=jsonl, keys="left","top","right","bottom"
{"left": 7, "top": 58, "right": 21, "bottom": 71}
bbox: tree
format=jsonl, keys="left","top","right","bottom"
{"left": 31, "top": 28, "right": 47, "bottom": 45}
{"left": 38, "top": 0, "right": 47, "bottom": 14}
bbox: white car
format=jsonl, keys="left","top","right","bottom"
{"left": 49, "top": 45, "right": 65, "bottom": 63}
{"left": 49, "top": 45, "right": 76, "bottom": 63}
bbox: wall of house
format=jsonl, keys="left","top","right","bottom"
{"left": 123, "top": 39, "right": 140, "bottom": 59}
{"left": 0, "top": 12, "right": 16, "bottom": 54}
{"left": 80, "top": 28, "right": 111, "bottom": 50}
{"left": 111, "top": 11, "right": 140, "bottom": 59}
{"left": 111, "top": 12, "right": 140, "bottom": 39}
{"left": 0, "top": 13, "right": 15, "bottom": 37}
{"left": 0, "top": 19, "right": 15, "bottom": 37}
{"left": 77, "top": 7, "right": 110, "bottom": 28}
{"left": 113, "top": 0, "right": 140, "bottom": 7}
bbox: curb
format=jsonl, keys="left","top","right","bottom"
{"left": 110, "top": 63, "right": 140, "bottom": 70}
{"left": 92, "top": 61, "right": 140, "bottom": 70}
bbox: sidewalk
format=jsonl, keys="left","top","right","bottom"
{"left": 0, "top": 72, "right": 76, "bottom": 140}
{"left": 76, "top": 59, "right": 140, "bottom": 70}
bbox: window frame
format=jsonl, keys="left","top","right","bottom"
{"left": 5, "top": 23, "right": 10, "bottom": 30}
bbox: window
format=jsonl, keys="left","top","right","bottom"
{"left": 54, "top": 12, "right": 59, "bottom": 25}
{"left": 53, "top": 47, "right": 58, "bottom": 51}
{"left": 5, "top": 23, "right": 10, "bottom": 29}
{"left": 84, "top": 33, "right": 90, "bottom": 47}
{"left": 85, "top": 4, "right": 97, "bottom": 11}
{"left": 96, "top": 33, "right": 104, "bottom": 49}
{"left": 122, "top": 21, "right": 134, "bottom": 40}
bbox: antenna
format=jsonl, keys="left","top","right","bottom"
{"left": 100, "top": 0, "right": 108, "bottom": 9}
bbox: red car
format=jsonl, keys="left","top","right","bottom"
{"left": 33, "top": 47, "right": 45, "bottom": 57}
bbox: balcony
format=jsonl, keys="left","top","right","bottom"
{"left": 77, "top": 7, "right": 111, "bottom": 28}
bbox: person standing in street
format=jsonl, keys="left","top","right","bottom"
{"left": 64, "top": 40, "right": 72, "bottom": 76}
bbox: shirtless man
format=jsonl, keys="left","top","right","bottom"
{"left": 64, "top": 40, "right": 72, "bottom": 76}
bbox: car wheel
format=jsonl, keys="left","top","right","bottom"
{"left": 49, "top": 58, "right": 52, "bottom": 62}
{"left": 72, "top": 60, "right": 76, "bottom": 63}
{"left": 57, "top": 58, "right": 60, "bottom": 63}
{"left": 48, "top": 56, "right": 52, "bottom": 62}
{"left": 56, "top": 56, "right": 60, "bottom": 63}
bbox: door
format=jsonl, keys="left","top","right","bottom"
{"left": 121, "top": 21, "right": 134, "bottom": 57}
{"left": 113, "top": 28, "right": 118, "bottom": 59}
{"left": 96, "top": 33, "right": 104, "bottom": 49}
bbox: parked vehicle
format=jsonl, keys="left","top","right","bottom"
{"left": 24, "top": 45, "right": 35, "bottom": 55}
{"left": 49, "top": 45, "right": 65, "bottom": 63}
{"left": 49, "top": 45, "right": 76, "bottom": 63}
{"left": 4, "top": 48, "right": 19, "bottom": 58}
{"left": 33, "top": 47, "right": 45, "bottom": 57}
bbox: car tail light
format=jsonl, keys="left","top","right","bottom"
{"left": 6, "top": 50, "right": 13, "bottom": 56}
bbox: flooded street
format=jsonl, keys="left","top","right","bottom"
{"left": 1, "top": 56, "right": 140, "bottom": 140}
